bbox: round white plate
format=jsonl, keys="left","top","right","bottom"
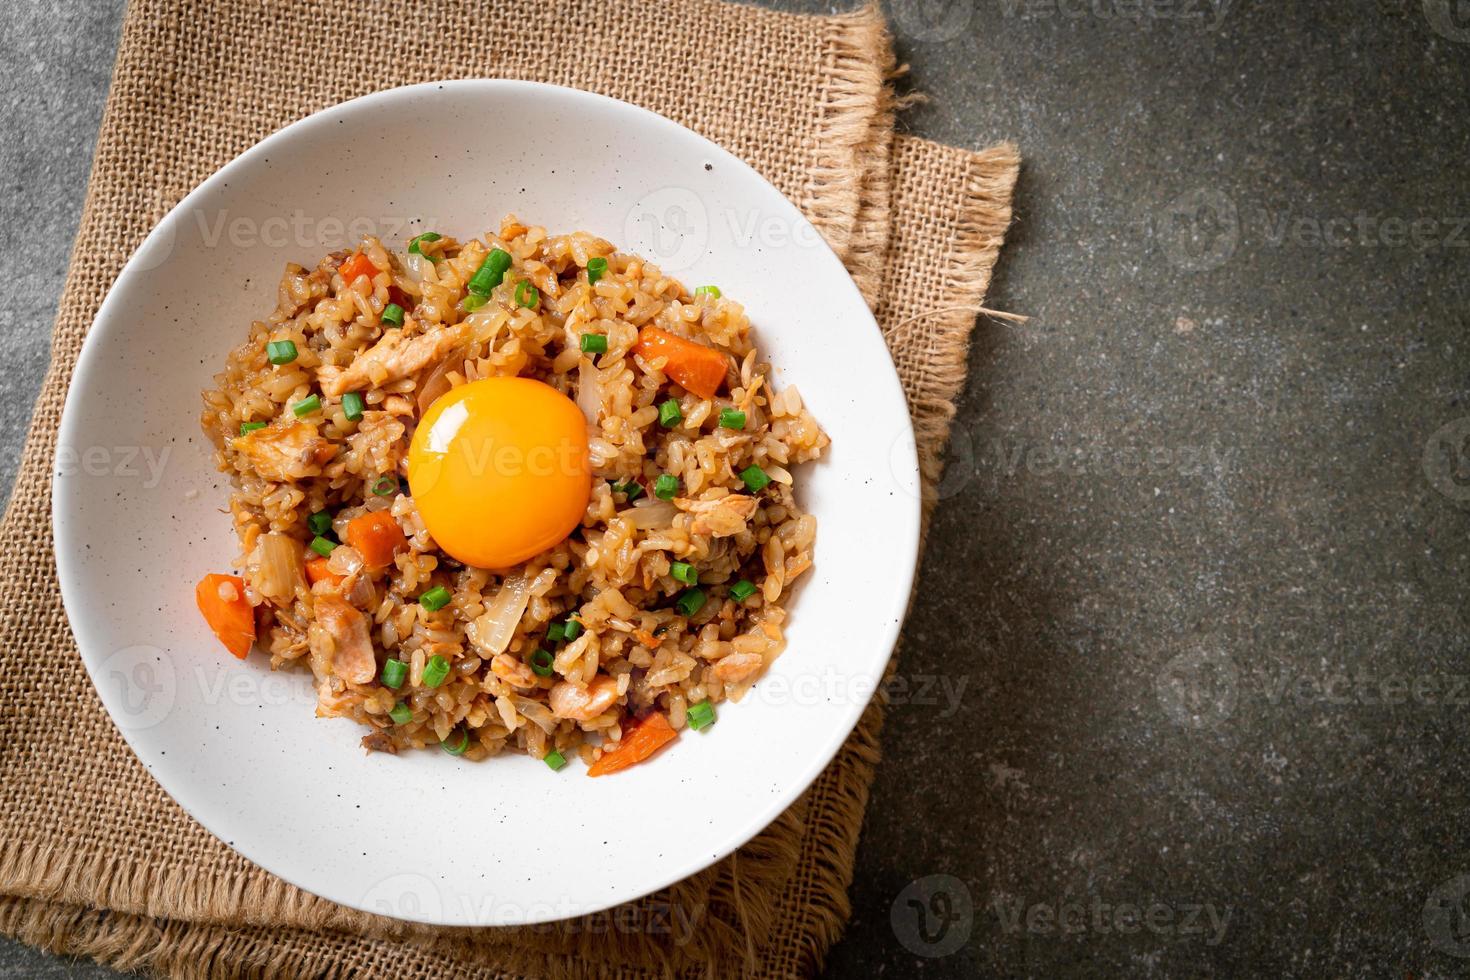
{"left": 54, "top": 80, "right": 920, "bottom": 926}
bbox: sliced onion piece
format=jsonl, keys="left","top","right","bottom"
{"left": 466, "top": 574, "right": 529, "bottom": 657}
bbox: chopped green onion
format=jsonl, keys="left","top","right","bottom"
{"left": 546, "top": 622, "right": 566, "bottom": 643}
{"left": 239, "top": 421, "right": 267, "bottom": 435}
{"left": 422, "top": 654, "right": 451, "bottom": 687}
{"left": 675, "top": 588, "right": 707, "bottom": 618}
{"left": 266, "top": 340, "right": 298, "bottom": 365}
{"left": 670, "top": 561, "right": 698, "bottom": 586}
{"left": 381, "top": 303, "right": 404, "bottom": 327}
{"left": 463, "top": 295, "right": 488, "bottom": 312}
{"left": 580, "top": 333, "right": 608, "bottom": 354}
{"left": 686, "top": 700, "right": 716, "bottom": 730}
{"left": 718, "top": 409, "right": 747, "bottom": 430}
{"left": 371, "top": 476, "right": 397, "bottom": 496}
{"left": 729, "top": 579, "right": 757, "bottom": 602}
{"left": 292, "top": 394, "right": 321, "bottom": 417}
{"left": 380, "top": 659, "right": 407, "bottom": 690}
{"left": 694, "top": 285, "right": 721, "bottom": 299}
{"left": 530, "top": 648, "right": 555, "bottom": 677}
{"left": 389, "top": 701, "right": 413, "bottom": 724}
{"left": 309, "top": 535, "right": 336, "bottom": 557}
{"left": 515, "top": 280, "right": 539, "bottom": 308}
{"left": 408, "top": 231, "right": 442, "bottom": 256}
{"left": 562, "top": 618, "right": 583, "bottom": 641}
{"left": 658, "top": 398, "right": 682, "bottom": 428}
{"left": 654, "top": 473, "right": 679, "bottom": 500}
{"left": 613, "top": 478, "right": 643, "bottom": 501}
{"left": 587, "top": 257, "right": 608, "bottom": 285}
{"left": 341, "top": 392, "right": 364, "bottom": 422}
{"left": 739, "top": 465, "right": 771, "bottom": 493}
{"left": 441, "top": 727, "right": 470, "bottom": 756}
{"left": 419, "top": 586, "right": 452, "bottom": 612}
{"left": 468, "top": 248, "right": 513, "bottom": 296}
{"left": 544, "top": 749, "right": 568, "bottom": 771}
{"left": 307, "top": 511, "right": 333, "bottom": 535}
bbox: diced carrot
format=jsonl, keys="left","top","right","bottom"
{"left": 344, "top": 510, "right": 407, "bottom": 570}
{"left": 195, "top": 573, "right": 255, "bottom": 659}
{"left": 338, "top": 252, "right": 379, "bottom": 284}
{"left": 587, "top": 712, "right": 678, "bottom": 777}
{"left": 305, "top": 556, "right": 344, "bottom": 587}
{"left": 633, "top": 628, "right": 661, "bottom": 649}
{"left": 631, "top": 326, "right": 729, "bottom": 400}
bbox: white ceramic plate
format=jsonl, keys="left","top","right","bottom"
{"left": 54, "top": 80, "right": 920, "bottom": 926}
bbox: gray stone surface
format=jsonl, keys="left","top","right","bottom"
{"left": 3, "top": 0, "right": 1469, "bottom": 976}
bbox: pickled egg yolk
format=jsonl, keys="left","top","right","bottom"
{"left": 407, "top": 377, "right": 591, "bottom": 569}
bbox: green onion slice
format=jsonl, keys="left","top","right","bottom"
{"left": 266, "top": 339, "right": 298, "bottom": 365}
{"left": 380, "top": 659, "right": 407, "bottom": 690}
{"left": 408, "top": 231, "right": 442, "bottom": 256}
{"left": 544, "top": 749, "right": 568, "bottom": 771}
{"left": 307, "top": 511, "right": 333, "bottom": 535}
{"left": 381, "top": 303, "right": 405, "bottom": 327}
{"left": 419, "top": 586, "right": 452, "bottom": 612}
{"left": 292, "top": 394, "right": 321, "bottom": 417}
{"left": 463, "top": 295, "right": 488, "bottom": 312}
{"left": 239, "top": 421, "right": 267, "bottom": 435}
{"left": 718, "top": 409, "right": 747, "bottom": 430}
{"left": 613, "top": 478, "right": 643, "bottom": 501}
{"left": 562, "top": 618, "right": 583, "bottom": 641}
{"left": 693, "top": 285, "right": 721, "bottom": 299}
{"left": 739, "top": 465, "right": 771, "bottom": 493}
{"left": 515, "top": 280, "right": 539, "bottom": 308}
{"left": 309, "top": 535, "right": 336, "bottom": 557}
{"left": 546, "top": 622, "right": 566, "bottom": 643}
{"left": 580, "top": 333, "right": 608, "bottom": 354}
{"left": 371, "top": 476, "right": 397, "bottom": 497}
{"left": 687, "top": 700, "right": 716, "bottom": 730}
{"left": 422, "top": 654, "right": 451, "bottom": 687}
{"left": 729, "top": 579, "right": 757, "bottom": 602}
{"left": 530, "top": 648, "right": 555, "bottom": 677}
{"left": 675, "top": 587, "right": 706, "bottom": 618}
{"left": 389, "top": 701, "right": 413, "bottom": 724}
{"left": 342, "top": 392, "right": 364, "bottom": 421}
{"left": 587, "top": 257, "right": 608, "bottom": 285}
{"left": 441, "top": 727, "right": 470, "bottom": 756}
{"left": 654, "top": 473, "right": 679, "bottom": 500}
{"left": 670, "top": 561, "right": 698, "bottom": 586}
{"left": 658, "top": 398, "right": 682, "bottom": 428}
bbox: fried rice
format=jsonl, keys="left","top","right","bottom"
{"left": 199, "top": 215, "right": 828, "bottom": 768}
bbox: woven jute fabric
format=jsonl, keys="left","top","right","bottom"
{"left": 0, "top": 0, "right": 1018, "bottom": 976}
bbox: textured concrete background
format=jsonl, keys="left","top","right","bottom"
{"left": 4, "top": 0, "right": 1470, "bottom": 976}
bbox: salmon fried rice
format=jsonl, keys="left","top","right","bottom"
{"left": 198, "top": 215, "right": 828, "bottom": 772}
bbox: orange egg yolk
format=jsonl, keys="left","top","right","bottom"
{"left": 407, "top": 377, "right": 591, "bottom": 569}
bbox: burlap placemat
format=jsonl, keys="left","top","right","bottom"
{"left": 0, "top": 1, "right": 1018, "bottom": 976}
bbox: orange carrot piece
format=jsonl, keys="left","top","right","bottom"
{"left": 587, "top": 712, "right": 678, "bottom": 777}
{"left": 305, "top": 557, "right": 344, "bottom": 587}
{"left": 631, "top": 326, "right": 729, "bottom": 400}
{"left": 338, "top": 252, "right": 379, "bottom": 284}
{"left": 344, "top": 510, "right": 407, "bottom": 570}
{"left": 632, "top": 628, "right": 661, "bottom": 649}
{"left": 195, "top": 573, "right": 255, "bottom": 659}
